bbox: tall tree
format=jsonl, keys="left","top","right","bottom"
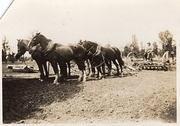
{"left": 2, "top": 36, "right": 10, "bottom": 62}
{"left": 159, "top": 30, "right": 173, "bottom": 52}
{"left": 130, "top": 34, "right": 140, "bottom": 57}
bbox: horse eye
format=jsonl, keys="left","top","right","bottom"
{"left": 33, "top": 37, "right": 36, "bottom": 41}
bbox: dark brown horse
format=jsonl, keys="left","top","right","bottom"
{"left": 28, "top": 33, "right": 87, "bottom": 84}
{"left": 79, "top": 40, "right": 124, "bottom": 77}
{"left": 78, "top": 40, "right": 106, "bottom": 79}
{"left": 15, "top": 39, "right": 49, "bottom": 81}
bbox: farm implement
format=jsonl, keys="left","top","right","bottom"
{"left": 7, "top": 64, "right": 38, "bottom": 73}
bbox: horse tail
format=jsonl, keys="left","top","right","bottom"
{"left": 113, "top": 47, "right": 124, "bottom": 66}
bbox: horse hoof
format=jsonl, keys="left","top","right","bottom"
{"left": 39, "top": 79, "right": 44, "bottom": 82}
{"left": 53, "top": 82, "right": 60, "bottom": 85}
{"left": 78, "top": 77, "right": 82, "bottom": 82}
{"left": 98, "top": 76, "right": 103, "bottom": 80}
{"left": 55, "top": 82, "right": 60, "bottom": 85}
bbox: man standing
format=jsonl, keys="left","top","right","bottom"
{"left": 145, "top": 42, "right": 153, "bottom": 61}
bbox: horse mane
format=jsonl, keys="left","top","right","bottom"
{"left": 17, "top": 39, "right": 29, "bottom": 47}
{"left": 39, "top": 34, "right": 52, "bottom": 43}
{"left": 84, "top": 40, "right": 98, "bottom": 46}
{"left": 18, "top": 39, "right": 42, "bottom": 51}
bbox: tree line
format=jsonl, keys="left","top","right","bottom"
{"left": 123, "top": 30, "right": 176, "bottom": 58}
{"left": 2, "top": 30, "right": 176, "bottom": 63}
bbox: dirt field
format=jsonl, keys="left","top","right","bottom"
{"left": 3, "top": 65, "right": 176, "bottom": 124}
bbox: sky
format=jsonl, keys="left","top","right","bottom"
{"left": 0, "top": 0, "right": 180, "bottom": 53}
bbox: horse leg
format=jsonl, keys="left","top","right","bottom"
{"left": 112, "top": 59, "right": 120, "bottom": 75}
{"left": 119, "top": 63, "right": 123, "bottom": 74}
{"left": 50, "top": 61, "right": 59, "bottom": 84}
{"left": 86, "top": 59, "right": 91, "bottom": 76}
{"left": 117, "top": 59, "right": 123, "bottom": 74}
{"left": 106, "top": 60, "right": 112, "bottom": 76}
{"left": 89, "top": 59, "right": 95, "bottom": 77}
{"left": 36, "top": 60, "right": 45, "bottom": 82}
{"left": 75, "top": 60, "right": 86, "bottom": 82}
{"left": 58, "top": 61, "right": 67, "bottom": 81}
{"left": 96, "top": 66, "right": 103, "bottom": 79}
{"left": 67, "top": 62, "right": 71, "bottom": 77}
{"left": 43, "top": 61, "right": 49, "bottom": 79}
{"left": 96, "top": 67, "right": 100, "bottom": 78}
{"left": 81, "top": 69, "right": 87, "bottom": 82}
{"left": 91, "top": 67, "right": 96, "bottom": 77}
{"left": 101, "top": 63, "right": 106, "bottom": 77}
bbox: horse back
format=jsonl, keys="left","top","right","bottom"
{"left": 101, "top": 46, "right": 116, "bottom": 59}
{"left": 55, "top": 45, "right": 74, "bottom": 60}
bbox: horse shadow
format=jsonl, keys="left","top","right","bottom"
{"left": 3, "top": 77, "right": 83, "bottom": 123}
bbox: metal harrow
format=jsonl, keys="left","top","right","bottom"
{"left": 140, "top": 62, "right": 169, "bottom": 71}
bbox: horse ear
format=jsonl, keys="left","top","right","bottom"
{"left": 17, "top": 39, "right": 20, "bottom": 41}
{"left": 36, "top": 32, "right": 40, "bottom": 35}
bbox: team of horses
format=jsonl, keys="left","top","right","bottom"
{"left": 15, "top": 32, "right": 124, "bottom": 84}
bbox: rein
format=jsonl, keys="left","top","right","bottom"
{"left": 86, "top": 44, "right": 101, "bottom": 56}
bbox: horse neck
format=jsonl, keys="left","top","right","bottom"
{"left": 89, "top": 43, "right": 98, "bottom": 54}
{"left": 39, "top": 37, "right": 51, "bottom": 49}
{"left": 23, "top": 40, "right": 30, "bottom": 51}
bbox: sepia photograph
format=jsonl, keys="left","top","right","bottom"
{"left": 0, "top": 0, "right": 179, "bottom": 125}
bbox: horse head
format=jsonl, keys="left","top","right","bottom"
{"left": 71, "top": 44, "right": 87, "bottom": 59}
{"left": 29, "top": 32, "right": 52, "bottom": 51}
{"left": 29, "top": 32, "right": 42, "bottom": 48}
{"left": 78, "top": 40, "right": 99, "bottom": 56}
{"left": 15, "top": 39, "right": 29, "bottom": 59}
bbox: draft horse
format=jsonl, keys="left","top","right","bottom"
{"left": 28, "top": 32, "right": 87, "bottom": 84}
{"left": 79, "top": 40, "right": 124, "bottom": 77}
{"left": 15, "top": 39, "right": 49, "bottom": 81}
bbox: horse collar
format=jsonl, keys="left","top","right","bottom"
{"left": 93, "top": 45, "right": 101, "bottom": 56}
{"left": 86, "top": 45, "right": 101, "bottom": 56}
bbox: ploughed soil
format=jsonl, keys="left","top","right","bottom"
{"left": 3, "top": 69, "right": 176, "bottom": 124}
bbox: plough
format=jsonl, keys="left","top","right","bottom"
{"left": 140, "top": 62, "right": 169, "bottom": 71}
{"left": 125, "top": 51, "right": 175, "bottom": 71}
